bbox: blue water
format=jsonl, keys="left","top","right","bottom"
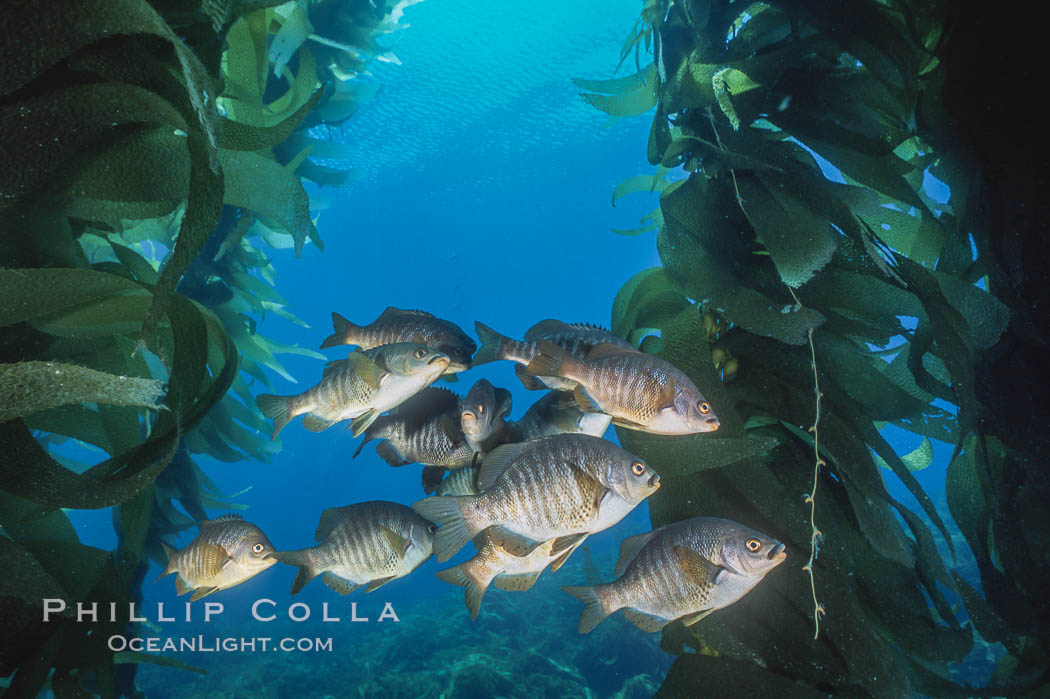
{"left": 64, "top": 0, "right": 967, "bottom": 693}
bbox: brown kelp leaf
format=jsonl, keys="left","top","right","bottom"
{"left": 656, "top": 654, "right": 826, "bottom": 699}
{"left": 0, "top": 362, "right": 166, "bottom": 423}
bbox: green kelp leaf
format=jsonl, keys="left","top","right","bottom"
{"left": 902, "top": 437, "right": 934, "bottom": 471}
{"left": 219, "top": 88, "right": 323, "bottom": 151}
{"left": 219, "top": 149, "right": 318, "bottom": 256}
{"left": 656, "top": 654, "right": 825, "bottom": 699}
{"left": 114, "top": 651, "right": 207, "bottom": 675}
{"left": 30, "top": 290, "right": 154, "bottom": 338}
{"left": 572, "top": 63, "right": 656, "bottom": 94}
{"left": 735, "top": 174, "right": 840, "bottom": 288}
{"left": 945, "top": 434, "right": 990, "bottom": 554}
{"left": 223, "top": 10, "right": 269, "bottom": 106}
{"left": 610, "top": 267, "right": 690, "bottom": 340}
{"left": 23, "top": 405, "right": 115, "bottom": 454}
{"left": 932, "top": 271, "right": 1010, "bottom": 350}
{"left": 0, "top": 362, "right": 166, "bottom": 422}
{"left": 618, "top": 431, "right": 781, "bottom": 479}
{"left": 658, "top": 227, "right": 824, "bottom": 345}
{"left": 0, "top": 269, "right": 142, "bottom": 328}
{"left": 578, "top": 64, "right": 658, "bottom": 118}
{"left": 611, "top": 171, "right": 673, "bottom": 206}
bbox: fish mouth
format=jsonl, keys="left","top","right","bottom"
{"left": 701, "top": 416, "right": 721, "bottom": 432}
{"left": 444, "top": 361, "right": 470, "bottom": 373}
{"left": 768, "top": 542, "right": 786, "bottom": 561}
{"left": 648, "top": 474, "right": 661, "bottom": 488}
{"left": 428, "top": 354, "right": 451, "bottom": 367}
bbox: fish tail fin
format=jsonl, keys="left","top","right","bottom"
{"left": 155, "top": 542, "right": 179, "bottom": 581}
{"left": 412, "top": 496, "right": 475, "bottom": 562}
{"left": 256, "top": 394, "right": 295, "bottom": 439}
{"left": 435, "top": 561, "right": 493, "bottom": 620}
{"left": 320, "top": 312, "right": 359, "bottom": 349}
{"left": 473, "top": 322, "right": 509, "bottom": 365}
{"left": 526, "top": 339, "right": 575, "bottom": 380}
{"left": 562, "top": 584, "right": 615, "bottom": 634}
{"left": 273, "top": 549, "right": 318, "bottom": 595}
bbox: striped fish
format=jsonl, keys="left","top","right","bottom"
{"left": 526, "top": 341, "right": 720, "bottom": 435}
{"left": 256, "top": 343, "right": 450, "bottom": 438}
{"left": 354, "top": 388, "right": 476, "bottom": 469}
{"left": 436, "top": 530, "right": 587, "bottom": 619}
{"left": 435, "top": 465, "right": 480, "bottom": 496}
{"left": 474, "top": 319, "right": 637, "bottom": 391}
{"left": 412, "top": 434, "right": 660, "bottom": 562}
{"left": 510, "top": 390, "right": 612, "bottom": 441}
{"left": 274, "top": 501, "right": 435, "bottom": 595}
{"left": 320, "top": 307, "right": 476, "bottom": 373}
{"left": 563, "top": 517, "right": 786, "bottom": 633}
{"left": 157, "top": 515, "right": 277, "bottom": 601}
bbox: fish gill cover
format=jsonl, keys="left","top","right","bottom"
{"left": 0, "top": 0, "right": 1048, "bottom": 698}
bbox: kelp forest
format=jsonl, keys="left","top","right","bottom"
{"left": 1, "top": 0, "right": 1048, "bottom": 697}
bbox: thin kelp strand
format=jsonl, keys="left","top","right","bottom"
{"left": 802, "top": 324, "right": 826, "bottom": 640}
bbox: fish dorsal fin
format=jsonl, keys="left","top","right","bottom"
{"left": 622, "top": 608, "right": 669, "bottom": 633}
{"left": 680, "top": 608, "right": 715, "bottom": 627}
{"left": 493, "top": 570, "right": 543, "bottom": 592}
{"left": 199, "top": 543, "right": 231, "bottom": 578}
{"left": 322, "top": 572, "right": 361, "bottom": 595}
{"left": 674, "top": 546, "right": 723, "bottom": 588}
{"left": 525, "top": 319, "right": 572, "bottom": 340}
{"left": 397, "top": 387, "right": 461, "bottom": 421}
{"left": 494, "top": 388, "right": 513, "bottom": 417}
{"left": 614, "top": 531, "right": 658, "bottom": 577}
{"left": 200, "top": 514, "right": 243, "bottom": 529}
{"left": 380, "top": 525, "right": 410, "bottom": 558}
{"left": 379, "top": 306, "right": 436, "bottom": 321}
{"left": 365, "top": 575, "right": 397, "bottom": 593}
{"left": 314, "top": 506, "right": 351, "bottom": 542}
{"left": 514, "top": 364, "right": 547, "bottom": 391}
{"left": 571, "top": 321, "right": 613, "bottom": 333}
{"left": 476, "top": 442, "right": 531, "bottom": 492}
{"left": 585, "top": 342, "right": 632, "bottom": 361}
{"left": 437, "top": 413, "right": 463, "bottom": 443}
{"left": 486, "top": 525, "right": 542, "bottom": 557}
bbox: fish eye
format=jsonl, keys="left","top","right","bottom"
{"left": 428, "top": 524, "right": 437, "bottom": 534}
{"left": 631, "top": 461, "right": 646, "bottom": 476}
{"left": 477, "top": 404, "right": 485, "bottom": 414}
{"left": 414, "top": 348, "right": 427, "bottom": 359}
{"left": 745, "top": 538, "right": 761, "bottom": 553}
{"left": 252, "top": 543, "right": 265, "bottom": 554}
{"left": 697, "top": 401, "right": 711, "bottom": 414}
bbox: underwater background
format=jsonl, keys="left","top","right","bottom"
{"left": 2, "top": 0, "right": 1048, "bottom": 697}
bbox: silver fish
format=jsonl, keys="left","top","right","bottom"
{"left": 320, "top": 307, "right": 476, "bottom": 373}
{"left": 474, "top": 319, "right": 637, "bottom": 391}
{"left": 157, "top": 514, "right": 277, "bottom": 601}
{"left": 412, "top": 434, "right": 660, "bottom": 562}
{"left": 274, "top": 501, "right": 434, "bottom": 595}
{"left": 459, "top": 378, "right": 513, "bottom": 453}
{"left": 256, "top": 343, "right": 450, "bottom": 438}
{"left": 526, "top": 340, "right": 719, "bottom": 435}
{"left": 563, "top": 517, "right": 786, "bottom": 633}
{"left": 436, "top": 530, "right": 587, "bottom": 619}
{"left": 355, "top": 387, "right": 475, "bottom": 469}
{"left": 511, "top": 391, "right": 612, "bottom": 441}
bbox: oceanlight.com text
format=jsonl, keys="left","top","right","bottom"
{"left": 107, "top": 635, "right": 334, "bottom": 653}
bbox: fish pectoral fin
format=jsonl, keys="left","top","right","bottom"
{"left": 365, "top": 576, "right": 397, "bottom": 593}
{"left": 302, "top": 413, "right": 338, "bottom": 432}
{"left": 344, "top": 352, "right": 386, "bottom": 390}
{"left": 622, "top": 608, "right": 669, "bottom": 633}
{"left": 680, "top": 608, "right": 715, "bottom": 627}
{"left": 614, "top": 531, "right": 658, "bottom": 577}
{"left": 189, "top": 586, "right": 220, "bottom": 602}
{"left": 376, "top": 441, "right": 410, "bottom": 467}
{"left": 380, "top": 525, "right": 411, "bottom": 558}
{"left": 571, "top": 386, "right": 602, "bottom": 414}
{"left": 549, "top": 543, "right": 578, "bottom": 573}
{"left": 610, "top": 416, "right": 647, "bottom": 430}
{"left": 551, "top": 533, "right": 588, "bottom": 556}
{"left": 567, "top": 463, "right": 606, "bottom": 516}
{"left": 199, "top": 543, "right": 233, "bottom": 578}
{"left": 322, "top": 573, "right": 361, "bottom": 595}
{"left": 673, "top": 546, "right": 723, "bottom": 588}
{"left": 350, "top": 409, "right": 380, "bottom": 437}
{"left": 486, "top": 526, "right": 542, "bottom": 557}
{"left": 493, "top": 570, "right": 543, "bottom": 592}
{"left": 174, "top": 576, "right": 191, "bottom": 596}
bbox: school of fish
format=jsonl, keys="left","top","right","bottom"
{"left": 155, "top": 308, "right": 783, "bottom": 634}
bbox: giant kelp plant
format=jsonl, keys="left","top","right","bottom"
{"left": 582, "top": 0, "right": 1049, "bottom": 696}
{"left": 0, "top": 1, "right": 412, "bottom": 695}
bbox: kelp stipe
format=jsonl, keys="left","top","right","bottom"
{"left": 0, "top": 0, "right": 408, "bottom": 694}
{"left": 581, "top": 0, "right": 1048, "bottom": 695}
